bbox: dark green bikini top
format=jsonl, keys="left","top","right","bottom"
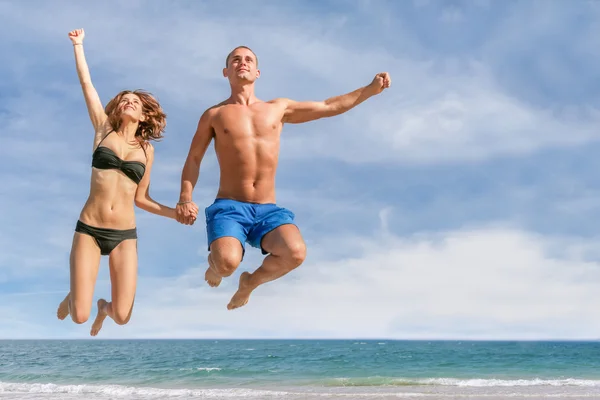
{"left": 91, "top": 132, "right": 146, "bottom": 185}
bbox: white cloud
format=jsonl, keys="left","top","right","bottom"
{"left": 282, "top": 61, "right": 600, "bottom": 165}
{"left": 44, "top": 225, "right": 599, "bottom": 340}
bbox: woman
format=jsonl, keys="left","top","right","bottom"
{"left": 56, "top": 28, "right": 198, "bottom": 336}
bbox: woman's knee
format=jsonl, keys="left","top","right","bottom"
{"left": 69, "top": 302, "right": 90, "bottom": 324}
{"left": 112, "top": 305, "right": 133, "bottom": 325}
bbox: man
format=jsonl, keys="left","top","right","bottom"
{"left": 176, "top": 46, "right": 391, "bottom": 310}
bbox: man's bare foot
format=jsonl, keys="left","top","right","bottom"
{"left": 56, "top": 293, "right": 70, "bottom": 320}
{"left": 227, "top": 272, "right": 253, "bottom": 310}
{"left": 90, "top": 299, "right": 108, "bottom": 336}
{"left": 205, "top": 266, "right": 222, "bottom": 288}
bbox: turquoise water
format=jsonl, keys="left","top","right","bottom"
{"left": 1, "top": 340, "right": 599, "bottom": 399}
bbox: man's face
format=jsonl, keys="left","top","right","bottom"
{"left": 224, "top": 48, "right": 260, "bottom": 83}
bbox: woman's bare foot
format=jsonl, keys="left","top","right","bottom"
{"left": 90, "top": 299, "right": 108, "bottom": 336}
{"left": 56, "top": 293, "right": 70, "bottom": 320}
{"left": 227, "top": 272, "right": 253, "bottom": 310}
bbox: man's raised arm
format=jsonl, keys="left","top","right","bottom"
{"left": 281, "top": 72, "right": 391, "bottom": 124}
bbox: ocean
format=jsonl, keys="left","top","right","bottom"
{"left": 0, "top": 340, "right": 599, "bottom": 399}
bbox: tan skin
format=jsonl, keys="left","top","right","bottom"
{"left": 177, "top": 47, "right": 391, "bottom": 310}
{"left": 56, "top": 29, "right": 196, "bottom": 336}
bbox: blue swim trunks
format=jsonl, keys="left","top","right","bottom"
{"left": 205, "top": 198, "right": 296, "bottom": 255}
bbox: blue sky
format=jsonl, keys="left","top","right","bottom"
{"left": 1, "top": 0, "right": 600, "bottom": 340}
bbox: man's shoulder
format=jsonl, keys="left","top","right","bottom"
{"left": 268, "top": 97, "right": 289, "bottom": 104}
{"left": 208, "top": 100, "right": 230, "bottom": 112}
{"left": 267, "top": 98, "right": 291, "bottom": 108}
{"left": 200, "top": 101, "right": 228, "bottom": 120}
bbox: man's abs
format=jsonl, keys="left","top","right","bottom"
{"left": 216, "top": 166, "right": 277, "bottom": 204}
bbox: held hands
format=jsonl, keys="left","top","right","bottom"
{"left": 68, "top": 29, "right": 85, "bottom": 45}
{"left": 368, "top": 72, "right": 391, "bottom": 95}
{"left": 176, "top": 201, "right": 199, "bottom": 225}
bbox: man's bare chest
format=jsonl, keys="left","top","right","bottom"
{"left": 214, "top": 109, "right": 283, "bottom": 140}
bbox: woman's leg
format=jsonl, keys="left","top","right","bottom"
{"left": 90, "top": 238, "right": 138, "bottom": 336}
{"left": 57, "top": 232, "right": 102, "bottom": 323}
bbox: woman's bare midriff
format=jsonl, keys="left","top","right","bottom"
{"left": 78, "top": 169, "right": 138, "bottom": 229}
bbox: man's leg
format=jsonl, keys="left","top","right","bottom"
{"left": 227, "top": 224, "right": 306, "bottom": 310}
{"left": 203, "top": 199, "right": 249, "bottom": 287}
{"left": 205, "top": 237, "right": 244, "bottom": 287}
